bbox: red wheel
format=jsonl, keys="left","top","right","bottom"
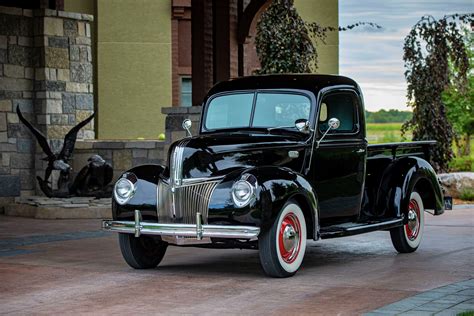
{"left": 259, "top": 200, "right": 307, "bottom": 277}
{"left": 277, "top": 212, "right": 302, "bottom": 265}
{"left": 390, "top": 191, "right": 425, "bottom": 253}
{"left": 405, "top": 198, "right": 421, "bottom": 242}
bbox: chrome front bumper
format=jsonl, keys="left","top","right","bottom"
{"left": 102, "top": 210, "right": 260, "bottom": 240}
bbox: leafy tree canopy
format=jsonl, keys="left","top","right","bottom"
{"left": 402, "top": 13, "right": 474, "bottom": 171}
{"left": 442, "top": 28, "right": 474, "bottom": 156}
{"left": 366, "top": 109, "right": 412, "bottom": 123}
{"left": 255, "top": 0, "right": 380, "bottom": 74}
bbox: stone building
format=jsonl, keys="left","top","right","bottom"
{"left": 0, "top": 0, "right": 339, "bottom": 202}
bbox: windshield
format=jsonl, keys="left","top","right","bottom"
{"left": 203, "top": 92, "right": 312, "bottom": 131}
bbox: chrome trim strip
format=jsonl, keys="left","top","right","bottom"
{"left": 170, "top": 139, "right": 189, "bottom": 188}
{"left": 102, "top": 216, "right": 260, "bottom": 240}
{"left": 181, "top": 176, "right": 225, "bottom": 185}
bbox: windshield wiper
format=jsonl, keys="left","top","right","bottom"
{"left": 266, "top": 126, "right": 306, "bottom": 135}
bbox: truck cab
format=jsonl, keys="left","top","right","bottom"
{"left": 103, "top": 74, "right": 447, "bottom": 278}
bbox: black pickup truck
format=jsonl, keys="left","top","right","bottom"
{"left": 103, "top": 74, "right": 448, "bottom": 277}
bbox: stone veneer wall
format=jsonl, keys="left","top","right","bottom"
{"left": 72, "top": 107, "right": 202, "bottom": 182}
{"left": 73, "top": 140, "right": 166, "bottom": 182}
{"left": 0, "top": 6, "right": 94, "bottom": 199}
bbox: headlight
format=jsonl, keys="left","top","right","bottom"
{"left": 114, "top": 178, "right": 135, "bottom": 205}
{"left": 232, "top": 179, "right": 254, "bottom": 208}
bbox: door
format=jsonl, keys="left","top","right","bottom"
{"left": 309, "top": 89, "right": 367, "bottom": 224}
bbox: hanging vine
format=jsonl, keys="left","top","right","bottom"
{"left": 255, "top": 0, "right": 381, "bottom": 74}
{"left": 402, "top": 13, "right": 474, "bottom": 171}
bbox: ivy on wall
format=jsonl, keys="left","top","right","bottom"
{"left": 255, "top": 0, "right": 380, "bottom": 74}
{"left": 402, "top": 13, "right": 474, "bottom": 171}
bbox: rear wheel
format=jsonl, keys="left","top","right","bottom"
{"left": 118, "top": 233, "right": 168, "bottom": 269}
{"left": 258, "top": 200, "right": 307, "bottom": 277}
{"left": 390, "top": 191, "right": 425, "bottom": 253}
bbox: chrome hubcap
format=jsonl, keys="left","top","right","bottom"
{"left": 405, "top": 199, "right": 421, "bottom": 241}
{"left": 278, "top": 212, "right": 301, "bottom": 264}
{"left": 282, "top": 225, "right": 297, "bottom": 252}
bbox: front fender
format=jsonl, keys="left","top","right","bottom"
{"left": 376, "top": 157, "right": 444, "bottom": 220}
{"left": 112, "top": 164, "right": 165, "bottom": 221}
{"left": 208, "top": 166, "right": 320, "bottom": 240}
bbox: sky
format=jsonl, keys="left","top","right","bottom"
{"left": 339, "top": 0, "right": 473, "bottom": 112}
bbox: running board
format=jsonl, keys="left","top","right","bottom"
{"left": 320, "top": 218, "right": 403, "bottom": 239}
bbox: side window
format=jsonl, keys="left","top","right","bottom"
{"left": 318, "top": 92, "right": 358, "bottom": 134}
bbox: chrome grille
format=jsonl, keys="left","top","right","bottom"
{"left": 157, "top": 180, "right": 219, "bottom": 224}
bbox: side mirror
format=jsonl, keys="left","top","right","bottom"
{"left": 316, "top": 117, "right": 340, "bottom": 148}
{"left": 328, "top": 117, "right": 340, "bottom": 130}
{"left": 295, "top": 119, "right": 311, "bottom": 133}
{"left": 182, "top": 119, "right": 192, "bottom": 137}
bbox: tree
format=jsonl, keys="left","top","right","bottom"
{"left": 442, "top": 28, "right": 474, "bottom": 156}
{"left": 401, "top": 13, "right": 474, "bottom": 172}
{"left": 255, "top": 0, "right": 380, "bottom": 74}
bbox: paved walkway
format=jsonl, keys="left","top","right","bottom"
{"left": 367, "top": 279, "right": 474, "bottom": 315}
{"left": 0, "top": 205, "right": 472, "bottom": 315}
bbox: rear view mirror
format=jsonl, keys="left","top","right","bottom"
{"left": 295, "top": 119, "right": 310, "bottom": 133}
{"left": 328, "top": 117, "right": 340, "bottom": 130}
{"left": 317, "top": 117, "right": 340, "bottom": 148}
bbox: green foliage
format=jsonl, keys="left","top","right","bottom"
{"left": 365, "top": 109, "right": 412, "bottom": 123}
{"left": 255, "top": 0, "right": 381, "bottom": 74}
{"left": 449, "top": 156, "right": 474, "bottom": 172}
{"left": 442, "top": 28, "right": 474, "bottom": 157}
{"left": 402, "top": 13, "right": 474, "bottom": 172}
{"left": 255, "top": 0, "right": 313, "bottom": 73}
{"left": 460, "top": 188, "right": 474, "bottom": 201}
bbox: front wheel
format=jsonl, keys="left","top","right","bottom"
{"left": 390, "top": 191, "right": 425, "bottom": 253}
{"left": 258, "top": 200, "right": 307, "bottom": 277}
{"left": 118, "top": 233, "right": 168, "bottom": 269}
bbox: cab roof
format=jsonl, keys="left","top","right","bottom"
{"left": 205, "top": 74, "right": 360, "bottom": 100}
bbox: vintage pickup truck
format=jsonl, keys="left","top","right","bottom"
{"left": 103, "top": 74, "right": 449, "bottom": 277}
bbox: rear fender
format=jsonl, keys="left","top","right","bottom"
{"left": 208, "top": 166, "right": 320, "bottom": 240}
{"left": 376, "top": 157, "right": 444, "bottom": 221}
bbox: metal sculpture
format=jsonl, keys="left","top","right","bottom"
{"left": 16, "top": 106, "right": 113, "bottom": 198}
{"left": 69, "top": 154, "right": 113, "bottom": 197}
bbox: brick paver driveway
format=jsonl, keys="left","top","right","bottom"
{"left": 0, "top": 207, "right": 472, "bottom": 315}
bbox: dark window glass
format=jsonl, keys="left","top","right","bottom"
{"left": 319, "top": 93, "right": 358, "bottom": 133}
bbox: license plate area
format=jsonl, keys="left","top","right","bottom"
{"left": 444, "top": 196, "right": 453, "bottom": 210}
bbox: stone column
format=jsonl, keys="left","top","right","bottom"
{"left": 33, "top": 9, "right": 95, "bottom": 192}
{"left": 0, "top": 6, "right": 37, "bottom": 198}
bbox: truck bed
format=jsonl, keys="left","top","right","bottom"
{"left": 367, "top": 140, "right": 436, "bottom": 160}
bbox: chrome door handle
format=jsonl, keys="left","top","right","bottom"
{"left": 355, "top": 149, "right": 365, "bottom": 154}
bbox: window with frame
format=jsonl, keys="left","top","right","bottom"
{"left": 318, "top": 92, "right": 358, "bottom": 134}
{"left": 180, "top": 77, "right": 192, "bottom": 107}
{"left": 203, "top": 92, "right": 311, "bottom": 131}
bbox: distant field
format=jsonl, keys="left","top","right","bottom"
{"left": 367, "top": 123, "right": 473, "bottom": 171}
{"left": 366, "top": 123, "right": 411, "bottom": 144}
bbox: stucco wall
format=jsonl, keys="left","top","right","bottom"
{"left": 294, "top": 0, "right": 339, "bottom": 74}
{"left": 96, "top": 0, "right": 172, "bottom": 140}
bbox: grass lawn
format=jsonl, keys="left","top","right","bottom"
{"left": 366, "top": 123, "right": 410, "bottom": 143}
{"left": 366, "top": 123, "right": 473, "bottom": 171}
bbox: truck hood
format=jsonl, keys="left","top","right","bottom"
{"left": 169, "top": 132, "right": 309, "bottom": 180}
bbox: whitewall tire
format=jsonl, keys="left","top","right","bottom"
{"left": 259, "top": 200, "right": 307, "bottom": 277}
{"left": 390, "top": 191, "right": 425, "bottom": 253}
